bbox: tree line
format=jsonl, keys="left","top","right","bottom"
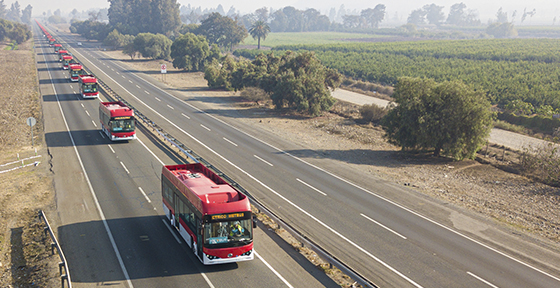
{"left": 0, "top": 0, "right": 32, "bottom": 24}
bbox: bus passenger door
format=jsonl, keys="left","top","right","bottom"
{"left": 173, "top": 194, "right": 180, "bottom": 229}
{"left": 196, "top": 221, "right": 203, "bottom": 258}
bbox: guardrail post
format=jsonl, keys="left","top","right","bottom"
{"left": 59, "top": 262, "right": 64, "bottom": 275}
{"left": 61, "top": 274, "right": 67, "bottom": 288}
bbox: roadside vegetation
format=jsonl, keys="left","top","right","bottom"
{"left": 0, "top": 36, "right": 58, "bottom": 287}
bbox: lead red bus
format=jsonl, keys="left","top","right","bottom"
{"left": 79, "top": 75, "right": 99, "bottom": 98}
{"left": 162, "top": 163, "right": 254, "bottom": 265}
{"left": 99, "top": 101, "right": 136, "bottom": 141}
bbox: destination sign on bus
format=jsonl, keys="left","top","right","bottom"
{"left": 211, "top": 212, "right": 246, "bottom": 220}
{"left": 113, "top": 116, "right": 132, "bottom": 120}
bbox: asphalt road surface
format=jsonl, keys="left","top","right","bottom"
{"left": 35, "top": 23, "right": 338, "bottom": 288}
{"left": 41, "top": 23, "right": 560, "bottom": 288}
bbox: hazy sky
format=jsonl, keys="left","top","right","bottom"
{"left": 6, "top": 0, "right": 560, "bottom": 25}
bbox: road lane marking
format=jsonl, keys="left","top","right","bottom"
{"left": 128, "top": 80, "right": 133, "bottom": 83}
{"left": 91, "top": 120, "right": 97, "bottom": 127}
{"left": 80, "top": 103, "right": 84, "bottom": 108}
{"left": 116, "top": 71, "right": 119, "bottom": 74}
{"left": 136, "top": 85, "right": 140, "bottom": 89}
{"left": 296, "top": 178, "right": 326, "bottom": 196}
{"left": 99, "top": 131, "right": 105, "bottom": 138}
{"left": 155, "top": 97, "right": 161, "bottom": 101}
{"left": 254, "top": 155, "right": 273, "bottom": 166}
{"left": 136, "top": 138, "right": 165, "bottom": 166}
{"left": 85, "top": 110, "right": 90, "bottom": 116}
{"left": 39, "top": 42, "right": 135, "bottom": 288}
{"left": 78, "top": 49, "right": 420, "bottom": 287}
{"left": 120, "top": 161, "right": 130, "bottom": 174}
{"left": 167, "top": 104, "right": 174, "bottom": 110}
{"left": 360, "top": 213, "right": 407, "bottom": 240}
{"left": 122, "top": 75, "right": 126, "bottom": 79}
{"left": 145, "top": 90, "right": 150, "bottom": 94}
{"left": 467, "top": 272, "right": 499, "bottom": 288}
{"left": 255, "top": 251, "right": 294, "bottom": 288}
{"left": 223, "top": 137, "right": 238, "bottom": 147}
{"left": 108, "top": 145, "right": 115, "bottom": 153}
{"left": 138, "top": 187, "right": 151, "bottom": 203}
{"left": 181, "top": 113, "right": 190, "bottom": 119}
{"left": 200, "top": 124, "right": 210, "bottom": 131}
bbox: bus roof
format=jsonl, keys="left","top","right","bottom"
{"left": 163, "top": 163, "right": 251, "bottom": 216}
{"left": 81, "top": 76, "right": 97, "bottom": 83}
{"left": 63, "top": 55, "right": 73, "bottom": 60}
{"left": 100, "top": 101, "right": 134, "bottom": 118}
{"left": 58, "top": 50, "right": 68, "bottom": 54}
{"left": 69, "top": 63, "right": 82, "bottom": 70}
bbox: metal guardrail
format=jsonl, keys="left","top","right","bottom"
{"left": 38, "top": 210, "right": 72, "bottom": 288}
{"left": 59, "top": 34, "right": 378, "bottom": 288}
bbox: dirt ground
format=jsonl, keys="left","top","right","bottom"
{"left": 0, "top": 39, "right": 59, "bottom": 287}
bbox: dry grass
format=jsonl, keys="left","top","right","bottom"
{"left": 0, "top": 38, "right": 58, "bottom": 287}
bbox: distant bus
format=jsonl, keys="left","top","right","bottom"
{"left": 68, "top": 63, "right": 83, "bottom": 82}
{"left": 62, "top": 55, "right": 73, "bottom": 70}
{"left": 79, "top": 75, "right": 99, "bottom": 98}
{"left": 57, "top": 50, "right": 68, "bottom": 61}
{"left": 54, "top": 43, "right": 62, "bottom": 53}
{"left": 162, "top": 163, "right": 254, "bottom": 265}
{"left": 99, "top": 101, "right": 136, "bottom": 141}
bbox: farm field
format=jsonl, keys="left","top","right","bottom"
{"left": 240, "top": 31, "right": 389, "bottom": 47}
{"left": 274, "top": 39, "right": 560, "bottom": 112}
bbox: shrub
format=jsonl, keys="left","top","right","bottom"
{"left": 359, "top": 104, "right": 388, "bottom": 124}
{"left": 240, "top": 87, "right": 270, "bottom": 104}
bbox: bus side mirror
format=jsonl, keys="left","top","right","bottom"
{"left": 252, "top": 216, "right": 257, "bottom": 228}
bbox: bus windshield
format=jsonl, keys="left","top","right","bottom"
{"left": 82, "top": 83, "right": 98, "bottom": 93}
{"left": 110, "top": 118, "right": 135, "bottom": 132}
{"left": 204, "top": 219, "right": 252, "bottom": 246}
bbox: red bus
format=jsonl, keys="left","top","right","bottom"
{"left": 162, "top": 163, "right": 254, "bottom": 265}
{"left": 79, "top": 75, "right": 99, "bottom": 98}
{"left": 58, "top": 50, "right": 69, "bottom": 61}
{"left": 99, "top": 101, "right": 136, "bottom": 141}
{"left": 54, "top": 43, "right": 62, "bottom": 53}
{"left": 49, "top": 37, "right": 55, "bottom": 46}
{"left": 68, "top": 63, "right": 83, "bottom": 82}
{"left": 62, "top": 55, "right": 73, "bottom": 70}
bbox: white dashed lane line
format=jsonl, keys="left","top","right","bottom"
{"left": 296, "top": 178, "right": 327, "bottom": 196}
{"left": 200, "top": 124, "right": 211, "bottom": 131}
{"left": 360, "top": 213, "right": 407, "bottom": 240}
{"left": 91, "top": 120, "right": 97, "bottom": 127}
{"left": 223, "top": 137, "right": 238, "bottom": 147}
{"left": 167, "top": 104, "right": 174, "bottom": 110}
{"left": 254, "top": 155, "right": 273, "bottom": 166}
{"left": 145, "top": 91, "right": 150, "bottom": 94}
{"left": 155, "top": 97, "right": 161, "bottom": 101}
{"left": 181, "top": 113, "right": 190, "bottom": 119}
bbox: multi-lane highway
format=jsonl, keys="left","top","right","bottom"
{"left": 34, "top": 23, "right": 338, "bottom": 288}
{"left": 38, "top": 21, "right": 560, "bottom": 287}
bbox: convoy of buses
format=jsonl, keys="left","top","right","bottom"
{"left": 36, "top": 20, "right": 254, "bottom": 265}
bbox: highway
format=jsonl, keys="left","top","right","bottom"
{"left": 43, "top": 23, "right": 560, "bottom": 287}
{"left": 34, "top": 23, "right": 338, "bottom": 288}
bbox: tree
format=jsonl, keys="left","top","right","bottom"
{"left": 197, "top": 12, "right": 247, "bottom": 51}
{"left": 382, "top": 77, "right": 493, "bottom": 160}
{"left": 170, "top": 33, "right": 217, "bottom": 71}
{"left": 446, "top": 3, "right": 466, "bottom": 25}
{"left": 104, "top": 29, "right": 125, "bottom": 50}
{"left": 20, "top": 4, "right": 31, "bottom": 24}
{"left": 407, "top": 9, "right": 426, "bottom": 25}
{"left": 0, "top": 0, "right": 6, "bottom": 19}
{"left": 108, "top": 0, "right": 181, "bottom": 35}
{"left": 496, "top": 7, "right": 508, "bottom": 23}
{"left": 423, "top": 4, "right": 445, "bottom": 25}
{"left": 133, "top": 33, "right": 172, "bottom": 59}
{"left": 371, "top": 4, "right": 386, "bottom": 28}
{"left": 255, "top": 7, "right": 268, "bottom": 22}
{"left": 248, "top": 20, "right": 270, "bottom": 49}
{"left": 486, "top": 22, "right": 517, "bottom": 38}
{"left": 6, "top": 1, "right": 20, "bottom": 22}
